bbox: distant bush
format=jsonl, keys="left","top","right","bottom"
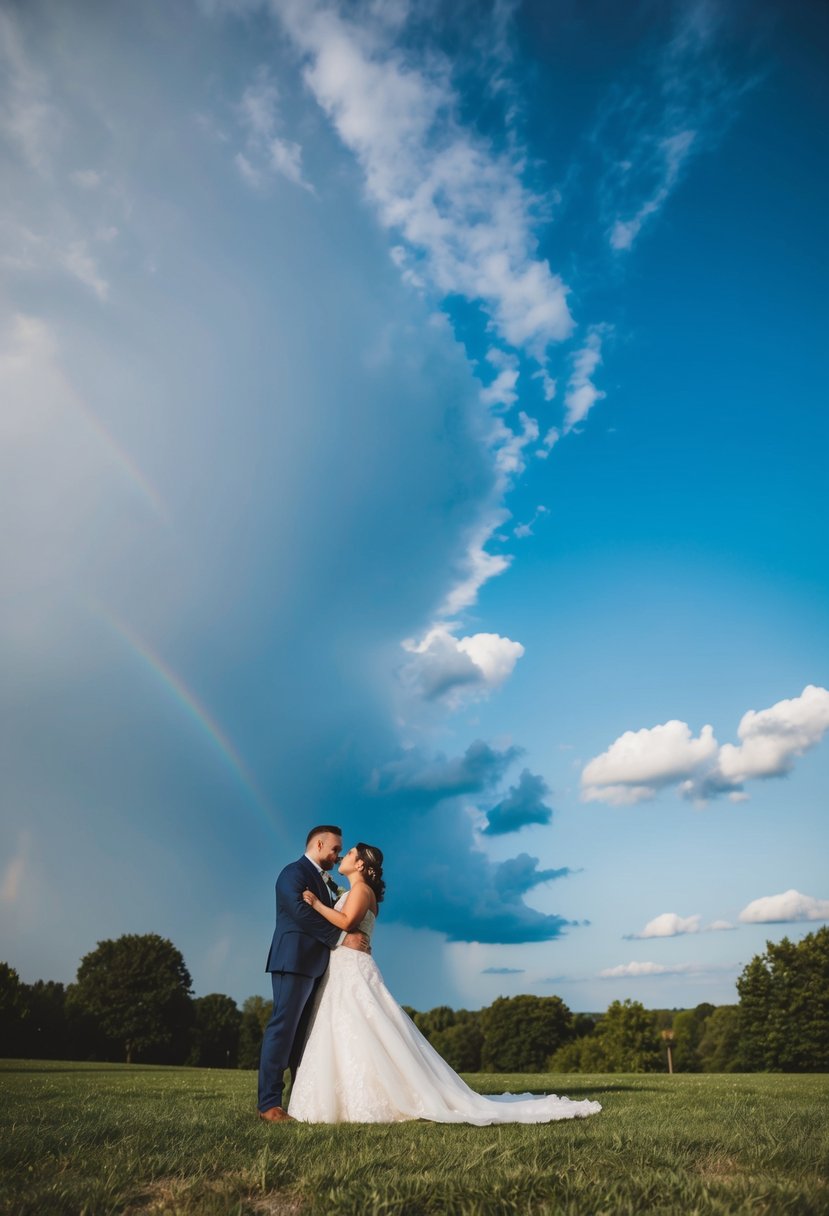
{"left": 549, "top": 999, "right": 662, "bottom": 1073}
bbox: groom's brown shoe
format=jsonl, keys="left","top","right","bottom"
{"left": 258, "top": 1107, "right": 295, "bottom": 1123}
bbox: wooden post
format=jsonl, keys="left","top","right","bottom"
{"left": 661, "top": 1029, "right": 675, "bottom": 1074}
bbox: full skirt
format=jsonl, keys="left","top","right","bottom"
{"left": 288, "top": 947, "right": 601, "bottom": 1125}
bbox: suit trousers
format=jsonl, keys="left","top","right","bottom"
{"left": 258, "top": 971, "right": 319, "bottom": 1112}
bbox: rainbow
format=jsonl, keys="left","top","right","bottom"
{"left": 96, "top": 607, "right": 277, "bottom": 832}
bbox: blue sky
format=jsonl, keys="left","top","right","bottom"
{"left": 1, "top": 0, "right": 827, "bottom": 1015}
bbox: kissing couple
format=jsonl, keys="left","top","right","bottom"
{"left": 258, "top": 825, "right": 602, "bottom": 1125}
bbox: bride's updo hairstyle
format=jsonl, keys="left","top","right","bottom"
{"left": 356, "top": 843, "right": 385, "bottom": 908}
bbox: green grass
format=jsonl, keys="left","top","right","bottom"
{"left": 1, "top": 1061, "right": 827, "bottom": 1215}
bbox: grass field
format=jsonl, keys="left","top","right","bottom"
{"left": 1, "top": 1061, "right": 827, "bottom": 1215}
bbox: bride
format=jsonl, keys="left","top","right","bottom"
{"left": 288, "top": 842, "right": 601, "bottom": 1125}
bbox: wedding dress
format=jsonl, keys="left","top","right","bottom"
{"left": 288, "top": 898, "right": 602, "bottom": 1125}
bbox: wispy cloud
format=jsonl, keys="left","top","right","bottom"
{"left": 582, "top": 685, "right": 829, "bottom": 805}
{"left": 274, "top": 0, "right": 573, "bottom": 358}
{"left": 513, "top": 504, "right": 549, "bottom": 539}
{"left": 0, "top": 9, "right": 60, "bottom": 173}
{"left": 235, "top": 64, "right": 314, "bottom": 193}
{"left": 272, "top": 0, "right": 572, "bottom": 648}
{"left": 624, "top": 912, "right": 736, "bottom": 939}
{"left": 563, "top": 325, "right": 610, "bottom": 433}
{"left": 738, "top": 889, "right": 829, "bottom": 925}
{"left": 0, "top": 221, "right": 110, "bottom": 301}
{"left": 599, "top": 960, "right": 736, "bottom": 979}
{"left": 480, "top": 348, "right": 519, "bottom": 409}
{"left": 597, "top": 2, "right": 752, "bottom": 253}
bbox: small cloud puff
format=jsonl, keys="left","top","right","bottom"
{"left": 582, "top": 685, "right": 829, "bottom": 805}
{"left": 624, "top": 912, "right": 701, "bottom": 940}
{"left": 482, "top": 966, "right": 525, "bottom": 975}
{"left": 624, "top": 912, "right": 738, "bottom": 939}
{"left": 482, "top": 768, "right": 554, "bottom": 836}
{"left": 738, "top": 889, "right": 829, "bottom": 925}
{"left": 401, "top": 624, "right": 524, "bottom": 706}
{"left": 599, "top": 960, "right": 733, "bottom": 978}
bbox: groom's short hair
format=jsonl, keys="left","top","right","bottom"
{"left": 306, "top": 824, "right": 342, "bottom": 846}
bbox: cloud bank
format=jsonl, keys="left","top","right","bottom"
{"left": 582, "top": 685, "right": 829, "bottom": 804}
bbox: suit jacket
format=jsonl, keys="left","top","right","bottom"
{"left": 265, "top": 855, "right": 341, "bottom": 977}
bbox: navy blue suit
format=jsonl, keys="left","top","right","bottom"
{"left": 258, "top": 856, "right": 341, "bottom": 1112}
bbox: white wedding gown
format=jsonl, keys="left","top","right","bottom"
{"left": 288, "top": 898, "right": 602, "bottom": 1125}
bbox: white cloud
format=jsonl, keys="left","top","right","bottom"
{"left": 0, "top": 218, "right": 110, "bottom": 302}
{"left": 273, "top": 0, "right": 574, "bottom": 357}
{"left": 707, "top": 920, "right": 736, "bottom": 932}
{"left": 235, "top": 64, "right": 314, "bottom": 192}
{"left": 609, "top": 129, "right": 696, "bottom": 252}
{"left": 401, "top": 624, "right": 524, "bottom": 706}
{"left": 492, "top": 410, "right": 539, "bottom": 479}
{"left": 535, "top": 425, "right": 560, "bottom": 460}
{"left": 438, "top": 519, "right": 511, "bottom": 619}
{"left": 70, "top": 168, "right": 103, "bottom": 190}
{"left": 514, "top": 504, "right": 548, "bottom": 539}
{"left": 599, "top": 960, "right": 709, "bottom": 978}
{"left": 0, "top": 10, "right": 61, "bottom": 173}
{"left": 582, "top": 686, "right": 829, "bottom": 805}
{"left": 716, "top": 684, "right": 829, "bottom": 785}
{"left": 532, "top": 368, "right": 556, "bottom": 402}
{"left": 428, "top": 408, "right": 539, "bottom": 625}
{"left": 582, "top": 719, "right": 718, "bottom": 805}
{"left": 480, "top": 348, "right": 519, "bottom": 408}
{"left": 626, "top": 912, "right": 701, "bottom": 939}
{"left": 563, "top": 325, "right": 609, "bottom": 432}
{"left": 61, "top": 241, "right": 109, "bottom": 301}
{"left": 599, "top": 3, "right": 746, "bottom": 254}
{"left": 738, "top": 889, "right": 829, "bottom": 925}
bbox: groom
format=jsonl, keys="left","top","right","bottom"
{"left": 258, "top": 824, "right": 369, "bottom": 1122}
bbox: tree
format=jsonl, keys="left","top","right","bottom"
{"left": 238, "top": 994, "right": 271, "bottom": 1069}
{"left": 672, "top": 1003, "right": 715, "bottom": 1072}
{"left": 73, "top": 934, "right": 193, "bottom": 1063}
{"left": 551, "top": 1000, "right": 663, "bottom": 1072}
{"left": 188, "top": 993, "right": 241, "bottom": 1068}
{"left": 481, "top": 995, "right": 573, "bottom": 1072}
{"left": 0, "top": 963, "right": 26, "bottom": 1057}
{"left": 737, "top": 926, "right": 829, "bottom": 1071}
{"left": 19, "top": 981, "right": 69, "bottom": 1060}
{"left": 697, "top": 1005, "right": 742, "bottom": 1072}
{"left": 431, "top": 1015, "right": 483, "bottom": 1072}
{"left": 414, "top": 1006, "right": 457, "bottom": 1042}
{"left": 596, "top": 1000, "right": 663, "bottom": 1072}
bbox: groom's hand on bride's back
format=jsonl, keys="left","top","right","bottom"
{"left": 341, "top": 932, "right": 371, "bottom": 954}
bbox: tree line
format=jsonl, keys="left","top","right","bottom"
{"left": 2, "top": 926, "right": 827, "bottom": 1072}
